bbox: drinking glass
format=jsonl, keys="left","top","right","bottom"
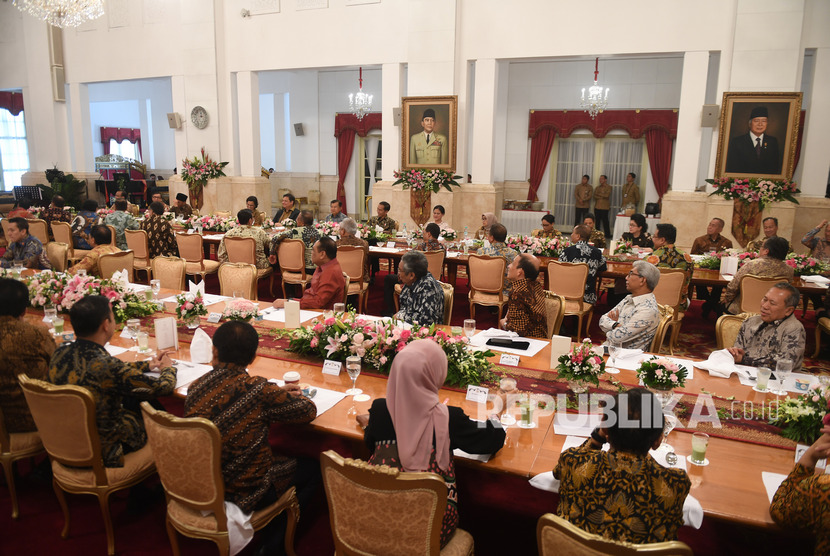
{"left": 333, "top": 303, "right": 346, "bottom": 313}
{"left": 690, "top": 432, "right": 709, "bottom": 465}
{"left": 12, "top": 265, "right": 24, "bottom": 279}
{"left": 150, "top": 279, "right": 161, "bottom": 299}
{"left": 773, "top": 358, "right": 793, "bottom": 396}
{"left": 126, "top": 318, "right": 141, "bottom": 352}
{"left": 755, "top": 367, "right": 772, "bottom": 392}
{"left": 53, "top": 317, "right": 65, "bottom": 335}
{"left": 137, "top": 331, "right": 150, "bottom": 353}
{"left": 233, "top": 290, "right": 244, "bottom": 299}
{"left": 43, "top": 307, "right": 57, "bottom": 325}
{"left": 144, "top": 287, "right": 154, "bottom": 302}
{"left": 345, "top": 356, "right": 362, "bottom": 395}
{"left": 607, "top": 340, "right": 621, "bottom": 372}
{"left": 659, "top": 412, "right": 678, "bottom": 452}
{"left": 463, "top": 319, "right": 476, "bottom": 339}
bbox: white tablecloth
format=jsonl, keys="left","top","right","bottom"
{"left": 500, "top": 210, "right": 550, "bottom": 237}
{"left": 612, "top": 214, "right": 661, "bottom": 241}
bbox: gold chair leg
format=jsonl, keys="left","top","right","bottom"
{"left": 53, "top": 478, "right": 71, "bottom": 539}
{"left": 269, "top": 274, "right": 275, "bottom": 297}
{"left": 2, "top": 459, "right": 19, "bottom": 519}
{"left": 576, "top": 314, "right": 584, "bottom": 340}
{"left": 97, "top": 491, "right": 116, "bottom": 555}
{"left": 284, "top": 492, "right": 300, "bottom": 556}
{"left": 815, "top": 326, "right": 823, "bottom": 359}
{"left": 670, "top": 322, "right": 681, "bottom": 356}
{"left": 469, "top": 302, "right": 475, "bottom": 320}
{"left": 165, "top": 517, "right": 182, "bottom": 556}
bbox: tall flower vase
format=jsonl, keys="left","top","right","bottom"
{"left": 569, "top": 380, "right": 590, "bottom": 395}
{"left": 410, "top": 189, "right": 432, "bottom": 227}
{"left": 731, "top": 199, "right": 761, "bottom": 248}
{"left": 650, "top": 386, "right": 675, "bottom": 409}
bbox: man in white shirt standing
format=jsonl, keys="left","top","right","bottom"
{"left": 599, "top": 260, "right": 661, "bottom": 351}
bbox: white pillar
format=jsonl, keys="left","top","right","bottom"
{"left": 235, "top": 71, "right": 261, "bottom": 177}
{"left": 171, "top": 76, "right": 188, "bottom": 173}
{"left": 671, "top": 51, "right": 710, "bottom": 192}
{"left": 471, "top": 59, "right": 499, "bottom": 185}
{"left": 68, "top": 82, "right": 92, "bottom": 172}
{"left": 381, "top": 63, "right": 404, "bottom": 181}
{"left": 798, "top": 47, "right": 830, "bottom": 197}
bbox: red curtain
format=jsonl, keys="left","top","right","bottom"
{"left": 100, "top": 127, "right": 142, "bottom": 161}
{"left": 0, "top": 92, "right": 24, "bottom": 116}
{"left": 644, "top": 128, "right": 672, "bottom": 200}
{"left": 528, "top": 109, "right": 678, "bottom": 139}
{"left": 527, "top": 127, "right": 556, "bottom": 202}
{"left": 336, "top": 129, "right": 356, "bottom": 214}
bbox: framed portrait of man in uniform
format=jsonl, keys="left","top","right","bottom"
{"left": 401, "top": 95, "right": 457, "bottom": 172}
{"left": 715, "top": 92, "right": 802, "bottom": 180}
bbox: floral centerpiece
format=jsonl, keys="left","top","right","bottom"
{"left": 506, "top": 235, "right": 570, "bottom": 258}
{"left": 440, "top": 228, "right": 457, "bottom": 242}
{"left": 357, "top": 222, "right": 390, "bottom": 242}
{"left": 636, "top": 356, "right": 688, "bottom": 407}
{"left": 175, "top": 292, "right": 207, "bottom": 328}
{"left": 144, "top": 209, "right": 176, "bottom": 221}
{"left": 96, "top": 208, "right": 114, "bottom": 219}
{"left": 770, "top": 384, "right": 830, "bottom": 444}
{"left": 283, "top": 218, "right": 297, "bottom": 230}
{"left": 282, "top": 311, "right": 495, "bottom": 388}
{"left": 613, "top": 240, "right": 634, "bottom": 256}
{"left": 696, "top": 254, "right": 722, "bottom": 270}
{"left": 222, "top": 298, "right": 259, "bottom": 322}
{"left": 198, "top": 215, "right": 237, "bottom": 233}
{"left": 785, "top": 253, "right": 829, "bottom": 277}
{"left": 181, "top": 147, "right": 229, "bottom": 210}
{"left": 705, "top": 177, "right": 800, "bottom": 209}
{"left": 392, "top": 169, "right": 461, "bottom": 193}
{"left": 28, "top": 206, "right": 45, "bottom": 219}
{"left": 261, "top": 218, "right": 276, "bottom": 230}
{"left": 556, "top": 339, "right": 605, "bottom": 393}
{"left": 314, "top": 221, "right": 341, "bottom": 237}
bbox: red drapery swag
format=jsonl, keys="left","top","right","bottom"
{"left": 334, "top": 113, "right": 382, "bottom": 214}
{"left": 0, "top": 92, "right": 24, "bottom": 116}
{"left": 100, "top": 127, "right": 142, "bottom": 161}
{"left": 527, "top": 110, "right": 679, "bottom": 201}
{"left": 644, "top": 129, "right": 671, "bottom": 200}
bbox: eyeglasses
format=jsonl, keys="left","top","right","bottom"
{"left": 627, "top": 271, "right": 642, "bottom": 278}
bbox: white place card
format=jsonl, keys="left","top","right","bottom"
{"left": 553, "top": 413, "right": 602, "bottom": 437}
{"left": 466, "top": 385, "right": 489, "bottom": 403}
{"left": 154, "top": 317, "right": 178, "bottom": 350}
{"left": 386, "top": 241, "right": 396, "bottom": 248}
{"left": 119, "top": 327, "right": 133, "bottom": 339}
{"left": 549, "top": 335, "right": 571, "bottom": 369}
{"left": 187, "top": 228, "right": 195, "bottom": 234}
{"left": 284, "top": 299, "right": 301, "bottom": 328}
{"left": 105, "top": 343, "right": 129, "bottom": 356}
{"left": 796, "top": 444, "right": 826, "bottom": 469}
{"left": 206, "top": 312, "right": 222, "bottom": 323}
{"left": 499, "top": 354, "right": 520, "bottom": 367}
{"left": 322, "top": 359, "right": 342, "bottom": 376}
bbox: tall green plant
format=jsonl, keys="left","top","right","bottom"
{"left": 44, "top": 166, "right": 86, "bottom": 210}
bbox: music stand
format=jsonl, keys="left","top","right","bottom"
{"left": 13, "top": 186, "right": 42, "bottom": 201}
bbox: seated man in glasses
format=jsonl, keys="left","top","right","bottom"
{"left": 599, "top": 260, "right": 661, "bottom": 351}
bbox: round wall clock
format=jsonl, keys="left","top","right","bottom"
{"left": 190, "top": 106, "right": 209, "bottom": 129}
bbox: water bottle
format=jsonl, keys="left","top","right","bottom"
{"left": 464, "top": 226, "right": 469, "bottom": 241}
{"left": 402, "top": 223, "right": 407, "bottom": 238}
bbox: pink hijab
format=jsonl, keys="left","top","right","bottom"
{"left": 386, "top": 339, "right": 451, "bottom": 472}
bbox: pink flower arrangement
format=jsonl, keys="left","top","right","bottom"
{"left": 556, "top": 338, "right": 605, "bottom": 386}
{"left": 784, "top": 253, "right": 829, "bottom": 276}
{"left": 705, "top": 177, "right": 800, "bottom": 210}
{"left": 175, "top": 292, "right": 207, "bottom": 322}
{"left": 392, "top": 169, "right": 461, "bottom": 193}
{"left": 636, "top": 356, "right": 688, "bottom": 389}
{"left": 506, "top": 234, "right": 570, "bottom": 258}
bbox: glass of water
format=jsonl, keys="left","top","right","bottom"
{"left": 773, "top": 358, "right": 794, "bottom": 397}
{"left": 463, "top": 319, "right": 476, "bottom": 339}
{"left": 43, "top": 306, "right": 57, "bottom": 325}
{"left": 607, "top": 340, "right": 621, "bottom": 371}
{"left": 333, "top": 303, "right": 346, "bottom": 314}
{"left": 150, "top": 279, "right": 161, "bottom": 299}
{"left": 345, "top": 355, "right": 362, "bottom": 395}
{"left": 126, "top": 318, "right": 141, "bottom": 349}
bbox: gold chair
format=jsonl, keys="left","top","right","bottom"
{"left": 547, "top": 260, "right": 593, "bottom": 339}
{"left": 46, "top": 241, "right": 69, "bottom": 272}
{"left": 140, "top": 403, "right": 299, "bottom": 556}
{"left": 0, "top": 404, "right": 44, "bottom": 519}
{"left": 176, "top": 233, "right": 221, "bottom": 284}
{"left": 125, "top": 229, "right": 153, "bottom": 282}
{"left": 536, "top": 513, "right": 692, "bottom": 556}
{"left": 52, "top": 221, "right": 90, "bottom": 264}
{"left": 814, "top": 317, "right": 830, "bottom": 358}
{"left": 467, "top": 254, "right": 507, "bottom": 320}
{"left": 342, "top": 272, "right": 351, "bottom": 308}
{"left": 394, "top": 250, "right": 446, "bottom": 311}
{"left": 715, "top": 312, "right": 758, "bottom": 350}
{"left": 306, "top": 189, "right": 321, "bottom": 219}
{"left": 737, "top": 274, "right": 788, "bottom": 314}
{"left": 224, "top": 236, "right": 275, "bottom": 296}
{"left": 98, "top": 250, "right": 135, "bottom": 280}
{"left": 652, "top": 268, "right": 690, "bottom": 355}
{"left": 213, "top": 211, "right": 232, "bottom": 219}
{"left": 152, "top": 256, "right": 187, "bottom": 291}
{"left": 277, "top": 239, "right": 312, "bottom": 298}
{"left": 650, "top": 304, "right": 675, "bottom": 354}
{"left": 218, "top": 262, "right": 258, "bottom": 300}
{"left": 338, "top": 246, "right": 369, "bottom": 313}
{"left": 26, "top": 218, "right": 49, "bottom": 245}
{"left": 0, "top": 217, "right": 10, "bottom": 239}
{"left": 18, "top": 375, "right": 157, "bottom": 556}
{"left": 321, "top": 450, "right": 474, "bottom": 556}
{"left": 440, "top": 282, "right": 454, "bottom": 326}
{"left": 105, "top": 224, "right": 117, "bottom": 247}
{"left": 543, "top": 291, "right": 566, "bottom": 338}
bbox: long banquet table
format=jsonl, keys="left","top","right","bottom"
{"left": 27, "top": 286, "right": 814, "bottom": 532}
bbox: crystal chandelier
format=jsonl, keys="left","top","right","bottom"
{"left": 580, "top": 57, "right": 609, "bottom": 119}
{"left": 13, "top": 0, "right": 105, "bottom": 28}
{"left": 348, "top": 67, "right": 373, "bottom": 121}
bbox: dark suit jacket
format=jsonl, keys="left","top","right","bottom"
{"left": 725, "top": 133, "right": 781, "bottom": 175}
{"left": 273, "top": 207, "right": 300, "bottom": 222}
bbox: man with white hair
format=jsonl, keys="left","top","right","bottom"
{"left": 599, "top": 260, "right": 661, "bottom": 350}
{"left": 335, "top": 217, "right": 369, "bottom": 282}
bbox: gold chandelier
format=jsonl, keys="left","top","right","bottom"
{"left": 13, "top": 0, "right": 105, "bottom": 28}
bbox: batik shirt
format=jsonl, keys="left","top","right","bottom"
{"left": 185, "top": 365, "right": 317, "bottom": 513}
{"left": 271, "top": 225, "right": 320, "bottom": 269}
{"left": 505, "top": 278, "right": 548, "bottom": 338}
{"left": 802, "top": 227, "right": 830, "bottom": 262}
{"left": 1, "top": 234, "right": 48, "bottom": 269}
{"left": 415, "top": 238, "right": 445, "bottom": 252}
{"left": 554, "top": 438, "right": 691, "bottom": 544}
{"left": 49, "top": 339, "right": 176, "bottom": 467}
{"left": 691, "top": 234, "right": 732, "bottom": 255}
{"left": 69, "top": 244, "right": 121, "bottom": 276}
{"left": 367, "top": 215, "right": 397, "bottom": 235}
{"left": 648, "top": 245, "right": 692, "bottom": 306}
{"left": 42, "top": 206, "right": 72, "bottom": 239}
{"left": 720, "top": 257, "right": 794, "bottom": 315}
{"left": 589, "top": 229, "right": 606, "bottom": 249}
{"left": 621, "top": 232, "right": 653, "bottom": 249}
{"left": 559, "top": 241, "right": 607, "bottom": 304}
{"left": 75, "top": 209, "right": 98, "bottom": 250}
{"left": 218, "top": 225, "right": 271, "bottom": 269}
{"left": 397, "top": 272, "right": 445, "bottom": 326}
{"left": 746, "top": 235, "right": 792, "bottom": 254}
{"left": 599, "top": 292, "right": 660, "bottom": 350}
{"left": 734, "top": 314, "right": 805, "bottom": 371}
{"left": 0, "top": 316, "right": 54, "bottom": 433}
{"left": 770, "top": 462, "right": 830, "bottom": 555}
{"left": 325, "top": 212, "right": 347, "bottom": 223}
{"left": 534, "top": 229, "right": 561, "bottom": 239}
{"left": 104, "top": 210, "right": 139, "bottom": 250}
{"left": 140, "top": 214, "right": 178, "bottom": 258}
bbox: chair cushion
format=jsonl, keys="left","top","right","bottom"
{"left": 469, "top": 291, "right": 506, "bottom": 305}
{"left": 441, "top": 528, "right": 474, "bottom": 556}
{"left": 52, "top": 443, "right": 155, "bottom": 489}
{"left": 9, "top": 430, "right": 42, "bottom": 453}
{"left": 348, "top": 282, "right": 368, "bottom": 295}
{"left": 167, "top": 487, "right": 294, "bottom": 534}
{"left": 134, "top": 258, "right": 151, "bottom": 269}
{"left": 564, "top": 300, "right": 593, "bottom": 315}
{"left": 186, "top": 260, "right": 220, "bottom": 275}
{"left": 282, "top": 271, "right": 309, "bottom": 284}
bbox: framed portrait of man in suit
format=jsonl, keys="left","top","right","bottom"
{"left": 715, "top": 92, "right": 802, "bottom": 180}
{"left": 401, "top": 96, "right": 457, "bottom": 172}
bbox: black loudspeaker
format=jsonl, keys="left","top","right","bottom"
{"left": 294, "top": 123, "right": 304, "bottom": 136}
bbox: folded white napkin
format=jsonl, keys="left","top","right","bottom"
{"left": 190, "top": 327, "right": 213, "bottom": 364}
{"left": 615, "top": 348, "right": 644, "bottom": 361}
{"left": 698, "top": 349, "right": 749, "bottom": 379}
{"left": 802, "top": 275, "right": 830, "bottom": 286}
{"left": 200, "top": 502, "right": 253, "bottom": 555}
{"left": 188, "top": 280, "right": 206, "bottom": 297}
{"left": 111, "top": 269, "right": 130, "bottom": 287}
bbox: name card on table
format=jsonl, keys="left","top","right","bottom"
{"left": 549, "top": 335, "right": 572, "bottom": 368}
{"left": 720, "top": 256, "right": 739, "bottom": 276}
{"left": 154, "top": 317, "right": 178, "bottom": 350}
{"left": 386, "top": 241, "right": 396, "bottom": 248}
{"left": 284, "top": 300, "right": 301, "bottom": 328}
{"left": 322, "top": 360, "right": 342, "bottom": 376}
{"left": 466, "top": 385, "right": 489, "bottom": 403}
{"left": 187, "top": 228, "right": 195, "bottom": 234}
{"left": 796, "top": 444, "right": 827, "bottom": 469}
{"left": 206, "top": 312, "right": 222, "bottom": 323}
{"left": 499, "top": 354, "right": 520, "bottom": 367}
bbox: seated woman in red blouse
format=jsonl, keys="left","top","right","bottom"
{"left": 357, "top": 340, "right": 506, "bottom": 548}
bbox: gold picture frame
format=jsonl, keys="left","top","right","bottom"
{"left": 715, "top": 91, "right": 802, "bottom": 180}
{"left": 401, "top": 95, "right": 458, "bottom": 172}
